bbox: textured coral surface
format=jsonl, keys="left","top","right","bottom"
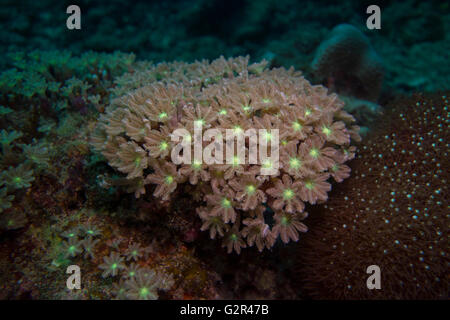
{"left": 295, "top": 93, "right": 449, "bottom": 299}
{"left": 0, "top": 46, "right": 447, "bottom": 300}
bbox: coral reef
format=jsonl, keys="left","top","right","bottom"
{"left": 0, "top": 50, "right": 236, "bottom": 299}
{"left": 92, "top": 56, "right": 360, "bottom": 254}
{"left": 0, "top": 50, "right": 136, "bottom": 233}
{"left": 295, "top": 93, "right": 449, "bottom": 299}
{"left": 0, "top": 2, "right": 448, "bottom": 297}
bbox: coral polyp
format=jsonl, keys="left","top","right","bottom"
{"left": 0, "top": 1, "right": 447, "bottom": 300}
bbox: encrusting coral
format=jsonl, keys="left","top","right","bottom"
{"left": 295, "top": 93, "right": 449, "bottom": 299}
{"left": 99, "top": 251, "right": 126, "bottom": 278}
{"left": 91, "top": 56, "right": 360, "bottom": 254}
{"left": 123, "top": 268, "right": 173, "bottom": 300}
{"left": 311, "top": 24, "right": 384, "bottom": 102}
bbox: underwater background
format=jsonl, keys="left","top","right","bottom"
{"left": 0, "top": 0, "right": 448, "bottom": 299}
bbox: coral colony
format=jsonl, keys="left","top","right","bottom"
{"left": 92, "top": 56, "right": 360, "bottom": 254}
{"left": 0, "top": 1, "right": 448, "bottom": 301}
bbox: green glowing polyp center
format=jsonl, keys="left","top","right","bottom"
{"left": 158, "top": 112, "right": 168, "bottom": 119}
{"left": 289, "top": 158, "right": 301, "bottom": 169}
{"left": 246, "top": 185, "right": 256, "bottom": 194}
{"left": 135, "top": 157, "right": 141, "bottom": 166}
{"left": 292, "top": 121, "right": 302, "bottom": 131}
{"left": 192, "top": 160, "right": 202, "bottom": 170}
{"left": 165, "top": 175, "right": 174, "bottom": 184}
{"left": 233, "top": 126, "right": 243, "bottom": 134}
{"left": 222, "top": 198, "right": 231, "bottom": 208}
{"left": 195, "top": 119, "right": 205, "bottom": 126}
{"left": 159, "top": 141, "right": 168, "bottom": 150}
{"left": 283, "top": 189, "right": 294, "bottom": 200}
{"left": 139, "top": 287, "right": 149, "bottom": 298}
{"left": 309, "top": 148, "right": 319, "bottom": 158}
{"left": 263, "top": 160, "right": 272, "bottom": 169}
{"left": 322, "top": 126, "right": 332, "bottom": 136}
{"left": 305, "top": 181, "right": 315, "bottom": 190}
